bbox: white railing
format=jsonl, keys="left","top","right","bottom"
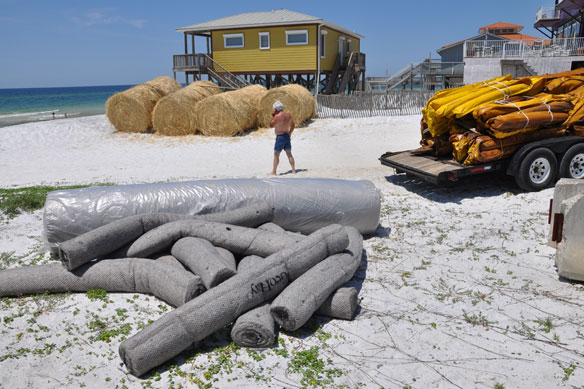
{"left": 464, "top": 38, "right": 584, "bottom": 58}
{"left": 536, "top": 5, "right": 560, "bottom": 22}
{"left": 173, "top": 54, "right": 209, "bottom": 69}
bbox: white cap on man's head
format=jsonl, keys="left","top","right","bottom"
{"left": 273, "top": 100, "right": 284, "bottom": 111}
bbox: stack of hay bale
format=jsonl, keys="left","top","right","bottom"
{"left": 0, "top": 202, "right": 365, "bottom": 377}
{"left": 106, "top": 78, "right": 316, "bottom": 137}
{"left": 195, "top": 84, "right": 268, "bottom": 136}
{"left": 419, "top": 68, "right": 584, "bottom": 164}
{"left": 106, "top": 76, "right": 181, "bottom": 133}
{"left": 152, "top": 81, "right": 221, "bottom": 136}
{"left": 257, "top": 84, "right": 316, "bottom": 128}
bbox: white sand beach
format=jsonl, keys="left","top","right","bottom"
{"left": 1, "top": 114, "right": 583, "bottom": 388}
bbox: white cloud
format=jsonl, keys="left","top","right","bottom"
{"left": 72, "top": 9, "right": 146, "bottom": 29}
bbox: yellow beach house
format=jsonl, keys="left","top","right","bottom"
{"left": 172, "top": 9, "right": 365, "bottom": 94}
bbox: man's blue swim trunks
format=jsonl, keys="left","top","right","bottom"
{"left": 274, "top": 133, "right": 291, "bottom": 152}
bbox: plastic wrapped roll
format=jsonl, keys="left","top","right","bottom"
{"left": 43, "top": 178, "right": 381, "bottom": 247}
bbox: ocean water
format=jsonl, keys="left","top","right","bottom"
{"left": 0, "top": 85, "right": 134, "bottom": 127}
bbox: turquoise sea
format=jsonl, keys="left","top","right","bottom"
{"left": 0, "top": 85, "right": 135, "bottom": 128}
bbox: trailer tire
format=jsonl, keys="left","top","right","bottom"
{"left": 559, "top": 143, "right": 584, "bottom": 179}
{"left": 515, "top": 148, "right": 558, "bottom": 192}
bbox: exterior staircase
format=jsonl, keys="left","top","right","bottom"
{"left": 203, "top": 55, "right": 249, "bottom": 89}
{"left": 323, "top": 52, "right": 366, "bottom": 94}
{"left": 500, "top": 59, "right": 537, "bottom": 77}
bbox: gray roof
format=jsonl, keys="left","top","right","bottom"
{"left": 177, "top": 9, "right": 364, "bottom": 39}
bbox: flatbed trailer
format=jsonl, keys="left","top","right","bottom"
{"left": 380, "top": 136, "right": 584, "bottom": 191}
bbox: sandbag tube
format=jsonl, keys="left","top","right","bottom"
{"left": 270, "top": 226, "right": 363, "bottom": 331}
{"left": 315, "top": 286, "right": 359, "bottom": 320}
{"left": 231, "top": 303, "right": 275, "bottom": 348}
{"left": 0, "top": 258, "right": 204, "bottom": 307}
{"left": 118, "top": 224, "right": 349, "bottom": 377}
{"left": 171, "top": 237, "right": 237, "bottom": 289}
{"left": 126, "top": 220, "right": 302, "bottom": 259}
{"left": 236, "top": 254, "right": 359, "bottom": 320}
{"left": 58, "top": 203, "right": 274, "bottom": 271}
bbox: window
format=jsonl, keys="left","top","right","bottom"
{"left": 286, "top": 30, "right": 308, "bottom": 45}
{"left": 259, "top": 32, "right": 270, "bottom": 49}
{"left": 320, "top": 30, "right": 327, "bottom": 57}
{"left": 224, "top": 33, "right": 244, "bottom": 48}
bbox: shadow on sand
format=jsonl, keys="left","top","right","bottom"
{"left": 277, "top": 168, "right": 308, "bottom": 176}
{"left": 385, "top": 172, "right": 523, "bottom": 204}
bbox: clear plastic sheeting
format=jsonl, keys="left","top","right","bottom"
{"left": 43, "top": 178, "right": 381, "bottom": 248}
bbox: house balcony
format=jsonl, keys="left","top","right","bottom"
{"left": 172, "top": 54, "right": 211, "bottom": 72}
{"left": 464, "top": 38, "right": 584, "bottom": 59}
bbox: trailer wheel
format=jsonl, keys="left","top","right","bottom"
{"left": 515, "top": 148, "right": 558, "bottom": 191}
{"left": 559, "top": 143, "right": 584, "bottom": 179}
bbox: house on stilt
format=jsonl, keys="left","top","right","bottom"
{"left": 172, "top": 9, "right": 365, "bottom": 94}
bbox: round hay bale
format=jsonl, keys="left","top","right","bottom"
{"left": 106, "top": 76, "right": 181, "bottom": 133}
{"left": 153, "top": 81, "right": 221, "bottom": 136}
{"left": 195, "top": 85, "right": 267, "bottom": 137}
{"left": 257, "top": 84, "right": 316, "bottom": 128}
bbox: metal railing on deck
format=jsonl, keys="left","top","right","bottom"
{"left": 464, "top": 38, "right": 584, "bottom": 58}
{"left": 173, "top": 54, "right": 209, "bottom": 70}
{"left": 536, "top": 5, "right": 560, "bottom": 22}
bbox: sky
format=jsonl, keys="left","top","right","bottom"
{"left": 0, "top": 0, "right": 549, "bottom": 88}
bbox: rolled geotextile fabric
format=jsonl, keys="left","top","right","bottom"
{"left": 231, "top": 304, "right": 275, "bottom": 348}
{"left": 258, "top": 222, "right": 286, "bottom": 233}
{"left": 197, "top": 201, "right": 274, "bottom": 228}
{"left": 106, "top": 77, "right": 181, "bottom": 133}
{"left": 57, "top": 203, "right": 273, "bottom": 270}
{"left": 127, "top": 220, "right": 302, "bottom": 259}
{"left": 237, "top": 255, "right": 264, "bottom": 272}
{"left": 152, "top": 81, "right": 221, "bottom": 136}
{"left": 215, "top": 247, "right": 236, "bottom": 271}
{"left": 0, "top": 258, "right": 203, "bottom": 307}
{"left": 155, "top": 254, "right": 186, "bottom": 270}
{"left": 118, "top": 224, "right": 349, "bottom": 376}
{"left": 271, "top": 226, "right": 363, "bottom": 331}
{"left": 171, "top": 237, "right": 236, "bottom": 289}
{"left": 43, "top": 178, "right": 381, "bottom": 246}
{"left": 315, "top": 286, "right": 359, "bottom": 320}
{"left": 257, "top": 84, "right": 316, "bottom": 128}
{"left": 58, "top": 213, "right": 193, "bottom": 271}
{"left": 195, "top": 85, "right": 267, "bottom": 136}
{"left": 258, "top": 222, "right": 305, "bottom": 239}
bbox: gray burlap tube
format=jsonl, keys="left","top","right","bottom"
{"left": 57, "top": 203, "right": 273, "bottom": 271}
{"left": 237, "top": 258, "right": 357, "bottom": 320}
{"left": 215, "top": 247, "right": 236, "bottom": 271}
{"left": 315, "top": 286, "right": 359, "bottom": 320}
{"left": 126, "top": 220, "right": 301, "bottom": 259}
{"left": 230, "top": 303, "right": 275, "bottom": 348}
{"left": 237, "top": 255, "right": 264, "bottom": 272}
{"left": 198, "top": 201, "right": 273, "bottom": 227}
{"left": 118, "top": 224, "right": 349, "bottom": 376}
{"left": 271, "top": 226, "right": 363, "bottom": 331}
{"left": 171, "top": 237, "right": 236, "bottom": 289}
{"left": 58, "top": 213, "right": 190, "bottom": 270}
{"left": 0, "top": 258, "right": 204, "bottom": 307}
{"left": 154, "top": 254, "right": 185, "bottom": 270}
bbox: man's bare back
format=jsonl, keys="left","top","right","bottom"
{"left": 270, "top": 111, "right": 295, "bottom": 135}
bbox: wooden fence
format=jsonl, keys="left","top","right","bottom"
{"left": 316, "top": 91, "right": 435, "bottom": 119}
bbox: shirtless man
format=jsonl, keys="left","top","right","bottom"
{"left": 269, "top": 100, "right": 296, "bottom": 175}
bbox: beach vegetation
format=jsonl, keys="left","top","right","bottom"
{"left": 288, "top": 346, "right": 343, "bottom": 387}
{"left": 561, "top": 363, "right": 576, "bottom": 381}
{"left": 0, "top": 184, "right": 113, "bottom": 218}
{"left": 533, "top": 317, "right": 554, "bottom": 333}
